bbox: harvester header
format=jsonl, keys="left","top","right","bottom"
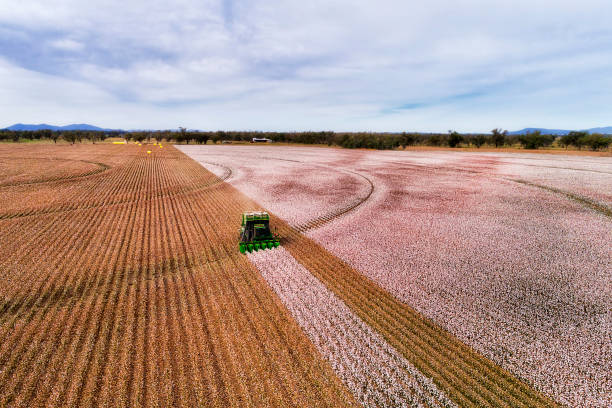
{"left": 239, "top": 211, "right": 280, "bottom": 253}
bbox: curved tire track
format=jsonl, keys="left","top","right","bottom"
{"left": 293, "top": 167, "right": 374, "bottom": 233}
{"left": 0, "top": 157, "right": 110, "bottom": 187}
{"left": 198, "top": 161, "right": 233, "bottom": 181}
{"left": 200, "top": 154, "right": 375, "bottom": 233}
{"left": 0, "top": 164, "right": 230, "bottom": 220}
{"left": 510, "top": 178, "right": 612, "bottom": 219}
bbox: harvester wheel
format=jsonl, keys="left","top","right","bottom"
{"left": 239, "top": 243, "right": 246, "bottom": 254}
{"left": 247, "top": 243, "right": 254, "bottom": 252}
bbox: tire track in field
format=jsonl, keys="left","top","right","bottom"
{"left": 187, "top": 152, "right": 374, "bottom": 233}
{"left": 235, "top": 156, "right": 375, "bottom": 233}
{"left": 510, "top": 178, "right": 612, "bottom": 219}
{"left": 0, "top": 172, "right": 223, "bottom": 220}
{"left": 415, "top": 159, "right": 612, "bottom": 219}
{"left": 0, "top": 155, "right": 141, "bottom": 324}
{"left": 293, "top": 166, "right": 374, "bottom": 232}
{"left": 382, "top": 158, "right": 612, "bottom": 219}
{"left": 500, "top": 161, "right": 612, "bottom": 175}
{"left": 0, "top": 156, "right": 110, "bottom": 187}
{"left": 198, "top": 161, "right": 233, "bottom": 180}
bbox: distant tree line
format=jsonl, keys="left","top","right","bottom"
{"left": 0, "top": 129, "right": 121, "bottom": 144}
{"left": 1, "top": 128, "right": 610, "bottom": 151}
{"left": 557, "top": 131, "right": 612, "bottom": 151}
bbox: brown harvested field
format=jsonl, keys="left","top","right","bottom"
{"left": 0, "top": 144, "right": 356, "bottom": 407}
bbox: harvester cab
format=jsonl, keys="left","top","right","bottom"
{"left": 239, "top": 211, "right": 280, "bottom": 254}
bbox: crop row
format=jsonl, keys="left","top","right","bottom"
{"left": 249, "top": 247, "right": 455, "bottom": 407}
{"left": 0, "top": 145, "right": 355, "bottom": 407}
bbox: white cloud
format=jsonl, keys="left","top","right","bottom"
{"left": 0, "top": 0, "right": 611, "bottom": 131}
{"left": 49, "top": 38, "right": 83, "bottom": 51}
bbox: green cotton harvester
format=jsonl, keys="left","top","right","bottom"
{"left": 239, "top": 211, "right": 280, "bottom": 254}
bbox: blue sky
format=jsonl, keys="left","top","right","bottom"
{"left": 1, "top": 0, "right": 611, "bottom": 132}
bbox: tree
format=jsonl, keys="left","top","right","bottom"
{"left": 178, "top": 127, "right": 190, "bottom": 144}
{"left": 447, "top": 131, "right": 463, "bottom": 148}
{"left": 427, "top": 134, "right": 443, "bottom": 146}
{"left": 210, "top": 131, "right": 223, "bottom": 144}
{"left": 518, "top": 131, "right": 554, "bottom": 149}
{"left": 63, "top": 132, "right": 78, "bottom": 144}
{"left": 88, "top": 131, "right": 101, "bottom": 144}
{"left": 74, "top": 130, "right": 84, "bottom": 143}
{"left": 39, "top": 129, "right": 53, "bottom": 141}
{"left": 578, "top": 133, "right": 611, "bottom": 151}
{"left": 490, "top": 128, "right": 507, "bottom": 148}
{"left": 399, "top": 132, "right": 416, "bottom": 148}
{"left": 194, "top": 132, "right": 209, "bottom": 144}
{"left": 324, "top": 131, "right": 336, "bottom": 146}
{"left": 472, "top": 134, "right": 487, "bottom": 148}
{"left": 559, "top": 131, "right": 587, "bottom": 149}
{"left": 132, "top": 132, "right": 146, "bottom": 143}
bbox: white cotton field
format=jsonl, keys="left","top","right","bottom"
{"left": 179, "top": 144, "right": 612, "bottom": 407}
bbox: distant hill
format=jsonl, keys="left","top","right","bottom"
{"left": 3, "top": 123, "right": 114, "bottom": 131}
{"left": 509, "top": 127, "right": 612, "bottom": 135}
{"left": 585, "top": 126, "right": 612, "bottom": 134}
